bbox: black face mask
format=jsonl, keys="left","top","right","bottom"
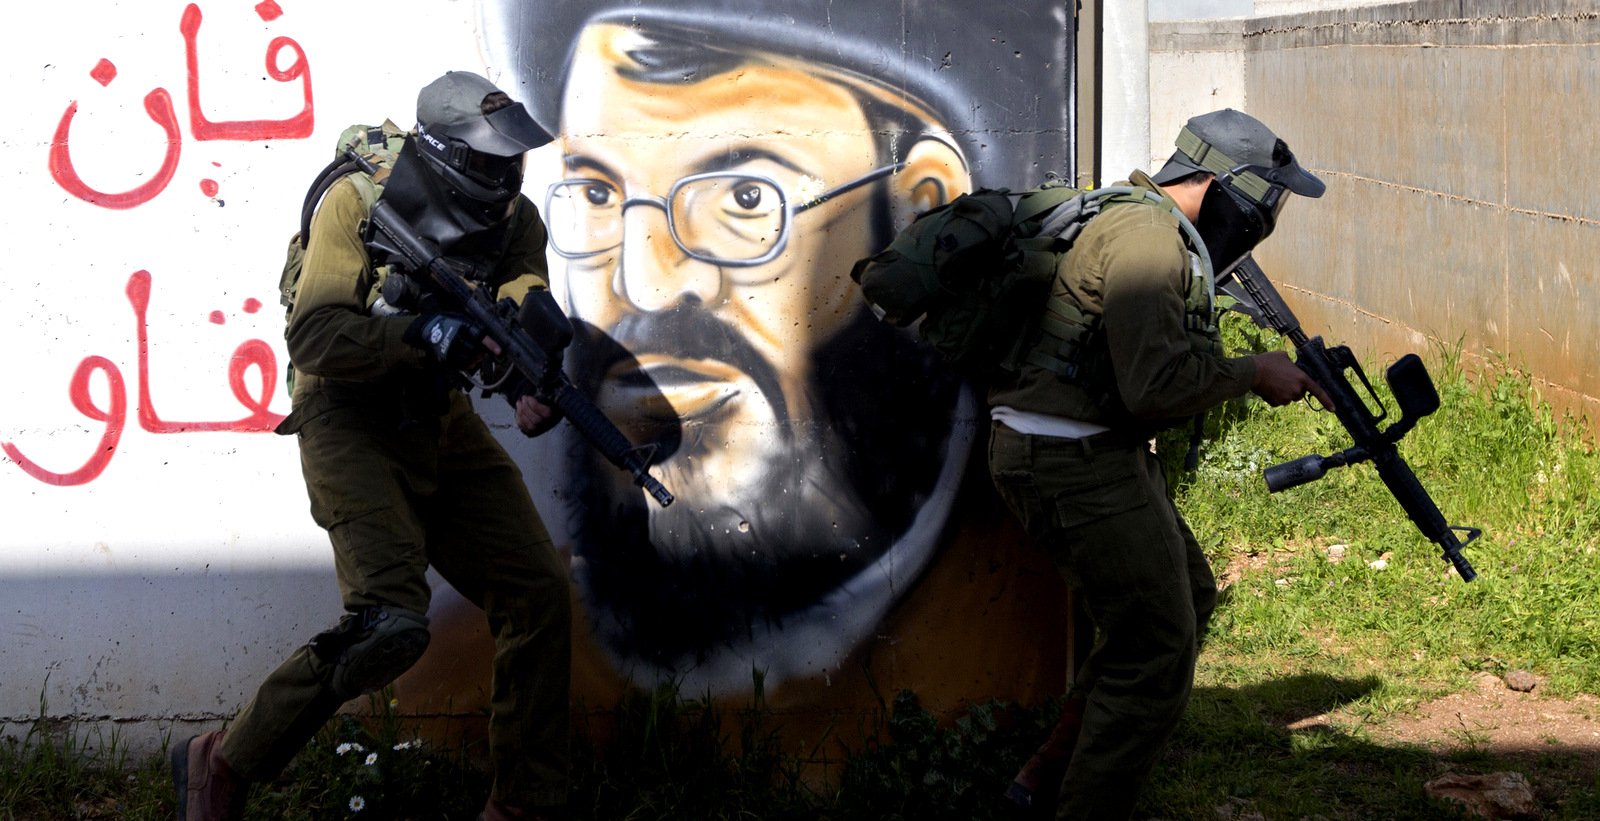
{"left": 373, "top": 137, "right": 512, "bottom": 259}
{"left": 1195, "top": 180, "right": 1285, "bottom": 277}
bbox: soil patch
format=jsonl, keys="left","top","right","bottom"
{"left": 1367, "top": 679, "right": 1600, "bottom": 764}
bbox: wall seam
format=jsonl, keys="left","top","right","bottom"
{"left": 1319, "top": 170, "right": 1600, "bottom": 227}
{"left": 1248, "top": 42, "right": 1600, "bottom": 51}
{"left": 1277, "top": 283, "right": 1598, "bottom": 404}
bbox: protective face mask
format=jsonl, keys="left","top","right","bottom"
{"left": 376, "top": 138, "right": 512, "bottom": 259}
{"left": 1196, "top": 179, "right": 1283, "bottom": 276}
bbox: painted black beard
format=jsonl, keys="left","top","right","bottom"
{"left": 561, "top": 307, "right": 961, "bottom": 672}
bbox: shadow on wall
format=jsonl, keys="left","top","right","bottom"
{"left": 1, "top": 568, "right": 340, "bottom": 751}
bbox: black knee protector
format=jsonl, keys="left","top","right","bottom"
{"left": 307, "top": 606, "right": 431, "bottom": 701}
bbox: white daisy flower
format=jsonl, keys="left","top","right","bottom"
{"left": 336, "top": 743, "right": 355, "bottom": 756}
{"left": 389, "top": 698, "right": 399, "bottom": 710}
{"left": 348, "top": 796, "right": 366, "bottom": 812}
{"left": 364, "top": 752, "right": 379, "bottom": 766}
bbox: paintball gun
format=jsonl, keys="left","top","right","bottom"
{"left": 1220, "top": 255, "right": 1478, "bottom": 581}
{"left": 352, "top": 152, "right": 675, "bottom": 509}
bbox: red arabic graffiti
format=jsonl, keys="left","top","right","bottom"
{"left": 48, "top": 88, "right": 183, "bottom": 211}
{"left": 2, "top": 357, "right": 127, "bottom": 487}
{"left": 48, "top": 2, "right": 313, "bottom": 210}
{"left": 1, "top": 272, "right": 286, "bottom": 487}
{"left": 127, "top": 270, "right": 284, "bottom": 433}
{"left": 181, "top": 3, "right": 314, "bottom": 141}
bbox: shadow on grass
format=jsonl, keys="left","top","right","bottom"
{"left": 1143, "top": 672, "right": 1600, "bottom": 820}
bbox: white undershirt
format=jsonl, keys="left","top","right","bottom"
{"left": 990, "top": 405, "right": 1111, "bottom": 439}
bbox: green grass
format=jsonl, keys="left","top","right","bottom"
{"left": 1136, "top": 316, "right": 1600, "bottom": 818}
{"left": 1166, "top": 317, "right": 1600, "bottom": 696}
{"left": 0, "top": 684, "right": 175, "bottom": 820}
{"left": 6, "top": 313, "right": 1600, "bottom": 818}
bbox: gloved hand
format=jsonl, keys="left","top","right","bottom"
{"left": 404, "top": 312, "right": 490, "bottom": 370}
{"left": 503, "top": 376, "right": 564, "bottom": 437}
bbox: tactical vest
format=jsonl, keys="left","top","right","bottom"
{"left": 1021, "top": 186, "right": 1220, "bottom": 403}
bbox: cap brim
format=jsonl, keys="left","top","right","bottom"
{"left": 449, "top": 103, "right": 555, "bottom": 157}
{"left": 1150, "top": 150, "right": 1209, "bottom": 186}
{"left": 1267, "top": 156, "right": 1325, "bottom": 198}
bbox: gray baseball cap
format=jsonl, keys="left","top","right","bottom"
{"left": 1151, "top": 108, "right": 1324, "bottom": 202}
{"left": 416, "top": 70, "right": 553, "bottom": 157}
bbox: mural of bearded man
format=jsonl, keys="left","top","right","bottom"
{"left": 402, "top": 0, "right": 1074, "bottom": 711}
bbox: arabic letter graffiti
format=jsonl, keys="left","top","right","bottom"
{"left": 48, "top": 88, "right": 182, "bottom": 210}
{"left": 125, "top": 270, "right": 287, "bottom": 433}
{"left": 225, "top": 340, "right": 284, "bottom": 427}
{"left": 2, "top": 356, "right": 128, "bottom": 486}
{"left": 254, "top": 1, "right": 283, "bottom": 22}
{"left": 181, "top": 3, "right": 314, "bottom": 141}
{"left": 90, "top": 59, "right": 116, "bottom": 87}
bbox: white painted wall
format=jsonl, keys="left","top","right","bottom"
{"left": 0, "top": 0, "right": 528, "bottom": 753}
{"left": 1102, "top": 0, "right": 1152, "bottom": 183}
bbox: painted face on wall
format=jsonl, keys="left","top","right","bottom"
{"left": 548, "top": 23, "right": 974, "bottom": 689}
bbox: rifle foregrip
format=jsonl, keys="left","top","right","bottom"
{"left": 1264, "top": 454, "right": 1326, "bottom": 493}
{"left": 551, "top": 383, "right": 675, "bottom": 507}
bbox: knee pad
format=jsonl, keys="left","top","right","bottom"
{"left": 308, "top": 606, "right": 431, "bottom": 701}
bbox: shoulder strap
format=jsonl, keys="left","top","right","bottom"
{"left": 1012, "top": 184, "right": 1083, "bottom": 227}
{"left": 298, "top": 159, "right": 364, "bottom": 249}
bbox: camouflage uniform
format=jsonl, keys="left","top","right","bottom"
{"left": 987, "top": 171, "right": 1257, "bottom": 820}
{"left": 220, "top": 178, "right": 571, "bottom": 808}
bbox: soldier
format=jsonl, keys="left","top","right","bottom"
{"left": 991, "top": 109, "right": 1333, "bottom": 819}
{"left": 170, "top": 72, "right": 572, "bottom": 821}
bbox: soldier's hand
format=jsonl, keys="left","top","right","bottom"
{"left": 515, "top": 395, "right": 556, "bottom": 436}
{"left": 405, "top": 312, "right": 490, "bottom": 369}
{"left": 1251, "top": 351, "right": 1334, "bottom": 408}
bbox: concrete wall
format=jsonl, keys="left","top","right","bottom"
{"left": 1148, "top": 18, "right": 1248, "bottom": 171}
{"left": 1150, "top": 0, "right": 1600, "bottom": 426}
{"left": 1254, "top": 0, "right": 1405, "bottom": 14}
{"left": 1, "top": 0, "right": 1074, "bottom": 758}
{"left": 1246, "top": 0, "right": 1600, "bottom": 424}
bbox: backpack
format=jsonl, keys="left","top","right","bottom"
{"left": 277, "top": 120, "right": 408, "bottom": 317}
{"left": 276, "top": 121, "right": 408, "bottom": 396}
{"left": 850, "top": 182, "right": 1145, "bottom": 378}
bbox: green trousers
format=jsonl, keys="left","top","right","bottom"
{"left": 988, "top": 423, "right": 1216, "bottom": 821}
{"left": 222, "top": 392, "right": 572, "bottom": 808}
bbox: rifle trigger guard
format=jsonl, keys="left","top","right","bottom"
{"left": 1343, "top": 357, "right": 1389, "bottom": 425}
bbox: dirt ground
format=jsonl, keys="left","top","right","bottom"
{"left": 1213, "top": 543, "right": 1600, "bottom": 813}
{"left": 1286, "top": 675, "right": 1600, "bottom": 767}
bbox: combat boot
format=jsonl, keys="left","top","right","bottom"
{"left": 170, "top": 730, "right": 250, "bottom": 821}
{"left": 1004, "top": 697, "right": 1087, "bottom": 815}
